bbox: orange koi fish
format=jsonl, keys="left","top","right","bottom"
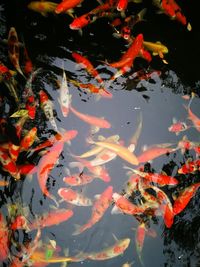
{"left": 7, "top": 27, "right": 24, "bottom": 77}
{"left": 39, "top": 90, "right": 58, "bottom": 131}
{"left": 58, "top": 188, "right": 92, "bottom": 206}
{"left": 0, "top": 180, "right": 9, "bottom": 186}
{"left": 72, "top": 186, "right": 113, "bottom": 235}
{"left": 151, "top": 186, "right": 174, "bottom": 228}
{"left": 168, "top": 118, "right": 188, "bottom": 135}
{"left": 20, "top": 127, "right": 37, "bottom": 151}
{"left": 18, "top": 163, "right": 36, "bottom": 176}
{"left": 27, "top": 1, "right": 58, "bottom": 16}
{"left": 10, "top": 215, "right": 28, "bottom": 230}
{"left": 173, "top": 183, "right": 200, "bottom": 215}
{"left": 28, "top": 209, "right": 74, "bottom": 231}
{"left": 8, "top": 142, "right": 20, "bottom": 162}
{"left": 55, "top": 0, "right": 82, "bottom": 14}
{"left": 59, "top": 70, "right": 71, "bottom": 117}
{"left": 135, "top": 222, "right": 146, "bottom": 265}
{"left": 184, "top": 104, "right": 200, "bottom": 132}
{"left": 124, "top": 174, "right": 139, "bottom": 197}
{"left": 63, "top": 173, "right": 97, "bottom": 186}
{"left": 112, "top": 193, "right": 150, "bottom": 215}
{"left": 37, "top": 141, "right": 64, "bottom": 204}
{"left": 87, "top": 238, "right": 130, "bottom": 260}
{"left": 178, "top": 159, "right": 200, "bottom": 174}
{"left": 23, "top": 47, "right": 33, "bottom": 75}
{"left": 72, "top": 52, "right": 104, "bottom": 85}
{"left": 0, "top": 213, "right": 9, "bottom": 261}
{"left": 69, "top": 3, "right": 111, "bottom": 30}
{"left": 70, "top": 105, "right": 111, "bottom": 129}
{"left": 0, "top": 150, "right": 20, "bottom": 179}
{"left": 88, "top": 138, "right": 139, "bottom": 165}
{"left": 130, "top": 168, "right": 178, "bottom": 186}
{"left": 137, "top": 144, "right": 175, "bottom": 163}
{"left": 110, "top": 33, "right": 144, "bottom": 80}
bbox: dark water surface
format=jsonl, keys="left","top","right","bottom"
{"left": 1, "top": 1, "right": 200, "bottom": 267}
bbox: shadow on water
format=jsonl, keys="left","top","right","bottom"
{"left": 1, "top": 0, "right": 200, "bottom": 266}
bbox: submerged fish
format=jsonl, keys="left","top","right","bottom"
{"left": 58, "top": 188, "right": 93, "bottom": 206}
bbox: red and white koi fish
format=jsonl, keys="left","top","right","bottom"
{"left": 7, "top": 27, "right": 24, "bottom": 77}
{"left": 0, "top": 150, "right": 20, "bottom": 180}
{"left": 63, "top": 172, "right": 98, "bottom": 186}
{"left": 135, "top": 222, "right": 146, "bottom": 265}
{"left": 58, "top": 188, "right": 93, "bottom": 206}
{"left": 72, "top": 52, "right": 104, "bottom": 85}
{"left": 137, "top": 143, "right": 175, "bottom": 163}
{"left": 70, "top": 105, "right": 111, "bottom": 129}
{"left": 178, "top": 159, "right": 200, "bottom": 174}
{"left": 173, "top": 183, "right": 200, "bottom": 215}
{"left": 69, "top": 158, "right": 111, "bottom": 182}
{"left": 86, "top": 238, "right": 130, "bottom": 260}
{"left": 59, "top": 70, "right": 71, "bottom": 117}
{"left": 72, "top": 186, "right": 113, "bottom": 235}
{"left": 39, "top": 90, "right": 58, "bottom": 131}
{"left": 124, "top": 173, "right": 139, "bottom": 197}
{"left": 55, "top": 0, "right": 82, "bottom": 14}
{"left": 117, "top": 0, "right": 128, "bottom": 12}
{"left": 37, "top": 141, "right": 64, "bottom": 204}
{"left": 89, "top": 149, "right": 117, "bottom": 166}
{"left": 20, "top": 127, "right": 37, "bottom": 151}
{"left": 151, "top": 186, "right": 174, "bottom": 228}
{"left": 10, "top": 215, "right": 28, "bottom": 230}
{"left": 28, "top": 209, "right": 74, "bottom": 231}
{"left": 129, "top": 168, "right": 178, "bottom": 186}
{"left": 168, "top": 118, "right": 188, "bottom": 135}
{"left": 8, "top": 142, "right": 20, "bottom": 162}
{"left": 27, "top": 1, "right": 58, "bottom": 16}
{"left": 87, "top": 138, "right": 139, "bottom": 165}
{"left": 112, "top": 193, "right": 153, "bottom": 216}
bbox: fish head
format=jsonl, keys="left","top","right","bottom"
{"left": 69, "top": 14, "right": 91, "bottom": 30}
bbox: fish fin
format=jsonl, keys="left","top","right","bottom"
{"left": 86, "top": 136, "right": 95, "bottom": 144}
{"left": 128, "top": 144, "right": 135, "bottom": 152}
{"left": 152, "top": 52, "right": 158, "bottom": 56}
{"left": 78, "top": 29, "right": 83, "bottom": 36}
{"left": 161, "top": 171, "right": 167, "bottom": 176}
{"left": 96, "top": 0, "right": 103, "bottom": 4}
{"left": 156, "top": 10, "right": 164, "bottom": 14}
{"left": 94, "top": 194, "right": 101, "bottom": 199}
{"left": 64, "top": 167, "right": 71, "bottom": 175}
{"left": 112, "top": 32, "right": 122, "bottom": 39}
{"left": 111, "top": 205, "right": 123, "bottom": 214}
{"left": 72, "top": 224, "right": 82, "bottom": 235}
{"left": 69, "top": 161, "right": 84, "bottom": 172}
{"left": 172, "top": 117, "right": 177, "bottom": 124}
{"left": 94, "top": 94, "right": 101, "bottom": 102}
{"left": 112, "top": 233, "right": 119, "bottom": 241}
{"left": 97, "top": 135, "right": 106, "bottom": 141}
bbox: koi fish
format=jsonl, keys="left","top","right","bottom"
{"left": 168, "top": 118, "right": 188, "bottom": 135}
{"left": 27, "top": 1, "right": 58, "bottom": 16}
{"left": 178, "top": 159, "right": 200, "bottom": 174}
{"left": 0, "top": 61, "right": 16, "bottom": 82}
{"left": 0, "top": 180, "right": 9, "bottom": 186}
{"left": 7, "top": 27, "right": 24, "bottom": 77}
{"left": 70, "top": 105, "right": 111, "bottom": 129}
{"left": 72, "top": 186, "right": 113, "bottom": 235}
{"left": 110, "top": 33, "right": 144, "bottom": 80}
{"left": 55, "top": 0, "right": 82, "bottom": 14}
{"left": 124, "top": 174, "right": 139, "bottom": 197}
{"left": 39, "top": 90, "right": 58, "bottom": 131}
{"left": 69, "top": 3, "right": 111, "bottom": 30}
{"left": 117, "top": 0, "right": 128, "bottom": 12}
{"left": 184, "top": 104, "right": 200, "bottom": 132}
{"left": 87, "top": 138, "right": 139, "bottom": 165}
{"left": 72, "top": 52, "right": 104, "bottom": 85}
{"left": 137, "top": 144, "right": 175, "bottom": 163}
{"left": 87, "top": 238, "right": 130, "bottom": 260}
{"left": 28, "top": 209, "right": 74, "bottom": 231}
{"left": 59, "top": 70, "right": 71, "bottom": 117}
{"left": 151, "top": 186, "right": 174, "bottom": 228}
{"left": 177, "top": 135, "right": 194, "bottom": 154}
{"left": 18, "top": 163, "right": 37, "bottom": 176}
{"left": 0, "top": 150, "right": 20, "bottom": 180}
{"left": 135, "top": 222, "right": 146, "bottom": 265}
{"left": 20, "top": 127, "right": 37, "bottom": 151}
{"left": 89, "top": 148, "right": 117, "bottom": 166}
{"left": 143, "top": 40, "right": 168, "bottom": 60}
{"left": 112, "top": 193, "right": 151, "bottom": 215}
{"left": 8, "top": 142, "right": 20, "bottom": 162}
{"left": 23, "top": 47, "right": 33, "bottom": 75}
{"left": 10, "top": 214, "right": 28, "bottom": 230}
{"left": 37, "top": 141, "right": 64, "bottom": 204}
{"left": 69, "top": 158, "right": 111, "bottom": 182}
{"left": 129, "top": 168, "right": 178, "bottom": 186}
{"left": 58, "top": 188, "right": 93, "bottom": 206}
{"left": 128, "top": 112, "right": 143, "bottom": 152}
{"left": 63, "top": 172, "right": 98, "bottom": 186}
{"left": 173, "top": 183, "right": 200, "bottom": 215}
{"left": 0, "top": 213, "right": 9, "bottom": 261}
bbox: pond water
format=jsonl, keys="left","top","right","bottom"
{"left": 1, "top": 1, "right": 200, "bottom": 267}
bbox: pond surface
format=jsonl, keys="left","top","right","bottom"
{"left": 1, "top": 1, "right": 200, "bottom": 267}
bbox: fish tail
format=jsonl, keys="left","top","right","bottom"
{"left": 138, "top": 8, "right": 147, "bottom": 21}
{"left": 72, "top": 223, "right": 89, "bottom": 235}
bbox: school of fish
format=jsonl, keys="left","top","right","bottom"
{"left": 0, "top": 0, "right": 198, "bottom": 266}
